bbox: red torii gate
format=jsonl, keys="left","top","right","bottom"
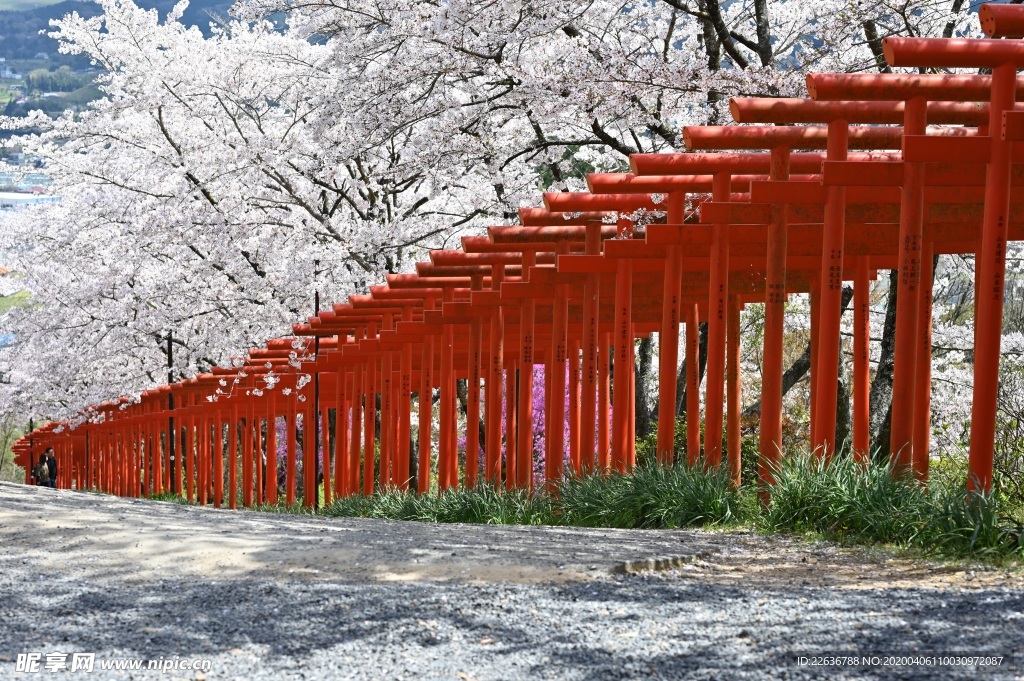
{"left": 15, "top": 5, "right": 1024, "bottom": 505}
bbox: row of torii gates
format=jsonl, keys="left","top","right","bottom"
{"left": 14, "top": 6, "right": 1024, "bottom": 508}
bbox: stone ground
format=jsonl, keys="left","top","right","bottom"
{"left": 1, "top": 481, "right": 1022, "bottom": 680}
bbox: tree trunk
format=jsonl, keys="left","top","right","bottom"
{"left": 635, "top": 336, "right": 655, "bottom": 439}
{"left": 835, "top": 375, "right": 852, "bottom": 456}
{"left": 676, "top": 322, "right": 709, "bottom": 417}
{"left": 869, "top": 269, "right": 898, "bottom": 461}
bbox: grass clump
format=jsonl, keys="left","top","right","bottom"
{"left": 916, "top": 481, "right": 1024, "bottom": 559}
{"left": 142, "top": 450, "right": 1024, "bottom": 563}
{"left": 317, "top": 461, "right": 746, "bottom": 530}
{"left": 322, "top": 485, "right": 554, "bottom": 525}
{"left": 761, "top": 453, "right": 1024, "bottom": 560}
{"left": 556, "top": 461, "right": 749, "bottom": 529}
{"left": 148, "top": 491, "right": 194, "bottom": 505}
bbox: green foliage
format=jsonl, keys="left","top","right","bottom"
{"left": 0, "top": 290, "right": 29, "bottom": 314}
{"left": 61, "top": 83, "right": 101, "bottom": 105}
{"left": 322, "top": 484, "right": 553, "bottom": 525}
{"left": 633, "top": 428, "right": 659, "bottom": 468}
{"left": 141, "top": 446, "right": 1024, "bottom": 562}
{"left": 319, "top": 462, "right": 747, "bottom": 530}
{"left": 916, "top": 482, "right": 1024, "bottom": 559}
{"left": 250, "top": 500, "right": 308, "bottom": 515}
{"left": 762, "top": 453, "right": 929, "bottom": 543}
{"left": 148, "top": 491, "right": 193, "bottom": 505}
{"left": 740, "top": 434, "right": 760, "bottom": 488}
{"left": 0, "top": 414, "right": 25, "bottom": 483}
{"left": 24, "top": 66, "right": 88, "bottom": 93}
{"left": 556, "top": 461, "right": 749, "bottom": 529}
{"left": 761, "top": 453, "right": 1024, "bottom": 560}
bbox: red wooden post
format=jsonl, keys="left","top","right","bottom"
{"left": 320, "top": 399, "right": 331, "bottom": 505}
{"left": 569, "top": 338, "right": 581, "bottom": 473}
{"left": 913, "top": 241, "right": 935, "bottom": 481}
{"left": 229, "top": 402, "right": 239, "bottom": 509}
{"left": 579, "top": 221, "right": 602, "bottom": 471}
{"left": 334, "top": 367, "right": 347, "bottom": 498}
{"left": 486, "top": 268, "right": 505, "bottom": 485}
{"left": 853, "top": 259, "right": 871, "bottom": 462}
{"left": 504, "top": 366, "right": 518, "bottom": 489}
{"left": 760, "top": 147, "right": 790, "bottom": 484}
{"left": 364, "top": 321, "right": 378, "bottom": 493}
{"left": 612, "top": 235, "right": 633, "bottom": 473}
{"left": 243, "top": 398, "right": 254, "bottom": 507}
{"left": 704, "top": 171, "right": 731, "bottom": 468}
{"left": 812, "top": 119, "right": 850, "bottom": 459}
{"left": 657, "top": 191, "right": 684, "bottom": 465}
{"left": 285, "top": 397, "right": 296, "bottom": 506}
{"left": 467, "top": 276, "right": 484, "bottom": 487}
{"left": 889, "top": 97, "right": 927, "bottom": 471}
{"left": 265, "top": 393, "right": 277, "bottom": 504}
{"left": 809, "top": 278, "right": 821, "bottom": 452}
{"left": 213, "top": 405, "right": 223, "bottom": 507}
{"left": 439, "top": 290, "right": 456, "bottom": 490}
{"left": 417, "top": 335, "right": 433, "bottom": 493}
{"left": 726, "top": 296, "right": 742, "bottom": 486}
{"left": 516, "top": 250, "right": 537, "bottom": 490}
{"left": 598, "top": 330, "right": 612, "bottom": 471}
{"left": 547, "top": 244, "right": 569, "bottom": 486}
{"left": 969, "top": 63, "right": 1017, "bottom": 492}
{"left": 380, "top": 316, "right": 394, "bottom": 487}
{"left": 398, "top": 312, "right": 414, "bottom": 489}
{"left": 199, "top": 413, "right": 209, "bottom": 506}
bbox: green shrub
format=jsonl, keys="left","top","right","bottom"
{"left": 761, "top": 452, "right": 1024, "bottom": 560}
{"left": 916, "top": 481, "right": 1024, "bottom": 559}
{"left": 149, "top": 444, "right": 1023, "bottom": 562}
{"left": 556, "top": 461, "right": 749, "bottom": 529}
{"left": 148, "top": 491, "right": 192, "bottom": 505}
{"left": 321, "top": 484, "right": 554, "bottom": 525}
{"left": 761, "top": 453, "right": 927, "bottom": 543}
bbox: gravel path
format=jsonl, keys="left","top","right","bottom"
{"left": 1, "top": 482, "right": 1022, "bottom": 680}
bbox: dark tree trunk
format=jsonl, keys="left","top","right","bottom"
{"left": 455, "top": 377, "right": 484, "bottom": 463}
{"left": 869, "top": 269, "right": 898, "bottom": 460}
{"left": 456, "top": 378, "right": 468, "bottom": 415}
{"left": 835, "top": 375, "right": 852, "bottom": 456}
{"left": 635, "top": 336, "right": 655, "bottom": 439}
{"left": 696, "top": 0, "right": 725, "bottom": 123}
{"left": 373, "top": 393, "right": 381, "bottom": 438}
{"left": 676, "top": 322, "right": 709, "bottom": 417}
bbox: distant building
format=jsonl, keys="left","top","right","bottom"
{"left": 0, "top": 164, "right": 52, "bottom": 191}
{"left": 0, "top": 192, "right": 58, "bottom": 210}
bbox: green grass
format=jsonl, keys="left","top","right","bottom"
{"left": 0, "top": 291, "right": 30, "bottom": 314}
{"left": 556, "top": 462, "right": 750, "bottom": 529}
{"left": 126, "top": 454, "right": 1024, "bottom": 564}
{"left": 322, "top": 485, "right": 553, "bottom": 525}
{"left": 147, "top": 491, "right": 193, "bottom": 505}
{"left": 761, "top": 454, "right": 1024, "bottom": 561}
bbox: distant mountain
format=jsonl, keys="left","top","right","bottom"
{"left": 0, "top": 0, "right": 236, "bottom": 65}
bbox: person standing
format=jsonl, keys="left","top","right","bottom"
{"left": 45, "top": 447, "right": 57, "bottom": 489}
{"left": 34, "top": 453, "right": 49, "bottom": 487}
